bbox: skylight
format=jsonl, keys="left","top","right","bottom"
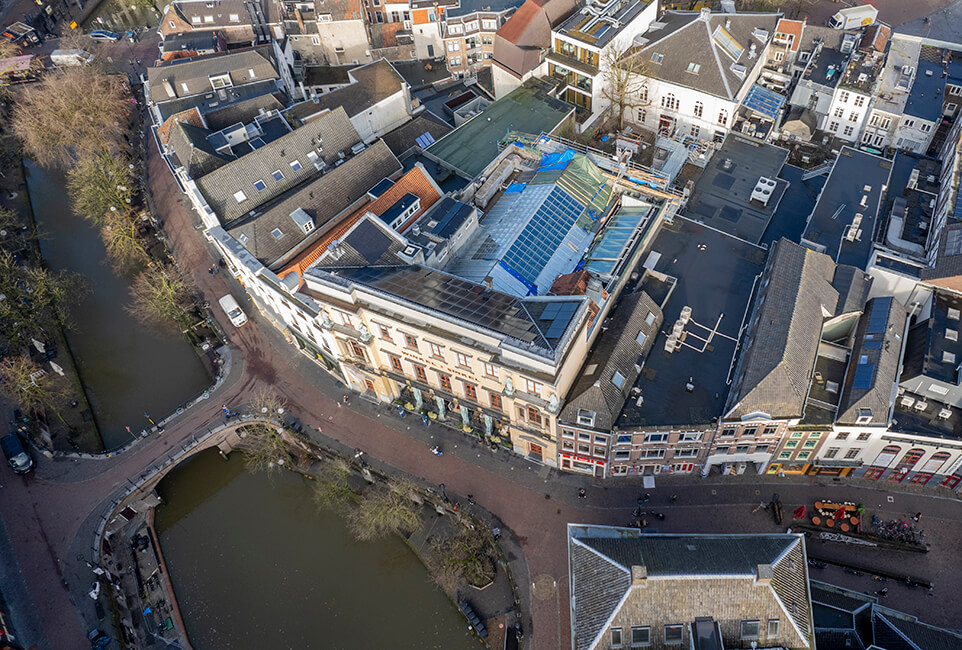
{"left": 712, "top": 25, "right": 744, "bottom": 61}
{"left": 687, "top": 62, "right": 700, "bottom": 74}
{"left": 650, "top": 52, "right": 664, "bottom": 64}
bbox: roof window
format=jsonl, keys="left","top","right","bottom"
{"left": 650, "top": 52, "right": 664, "bottom": 64}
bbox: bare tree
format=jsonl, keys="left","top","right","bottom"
{"left": 66, "top": 150, "right": 136, "bottom": 225}
{"left": 0, "top": 250, "right": 83, "bottom": 348}
{"left": 12, "top": 66, "right": 131, "bottom": 167}
{"left": 431, "top": 524, "right": 496, "bottom": 589}
{"left": 238, "top": 388, "right": 295, "bottom": 476}
{"left": 312, "top": 458, "right": 361, "bottom": 510}
{"left": 0, "top": 354, "right": 70, "bottom": 425}
{"left": 100, "top": 208, "right": 151, "bottom": 271}
{"left": 601, "top": 46, "right": 652, "bottom": 131}
{"left": 346, "top": 479, "right": 423, "bottom": 541}
{"left": 126, "top": 265, "right": 196, "bottom": 332}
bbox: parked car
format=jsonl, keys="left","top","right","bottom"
{"left": 218, "top": 294, "right": 248, "bottom": 327}
{"left": 1, "top": 433, "right": 34, "bottom": 474}
{"left": 89, "top": 29, "right": 120, "bottom": 42}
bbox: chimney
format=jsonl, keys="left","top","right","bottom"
{"left": 756, "top": 564, "right": 773, "bottom": 585}
{"left": 700, "top": 7, "right": 711, "bottom": 21}
{"left": 631, "top": 565, "right": 648, "bottom": 585}
{"left": 725, "top": 17, "right": 731, "bottom": 30}
{"left": 484, "top": 276, "right": 493, "bottom": 290}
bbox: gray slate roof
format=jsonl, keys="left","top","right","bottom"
{"left": 380, "top": 112, "right": 452, "bottom": 157}
{"left": 560, "top": 290, "right": 662, "bottom": 431}
{"left": 198, "top": 107, "right": 362, "bottom": 223}
{"left": 148, "top": 46, "right": 279, "bottom": 102}
{"left": 570, "top": 537, "right": 631, "bottom": 650}
{"left": 226, "top": 140, "right": 402, "bottom": 266}
{"left": 875, "top": 611, "right": 962, "bottom": 650}
{"left": 726, "top": 239, "right": 842, "bottom": 420}
{"left": 836, "top": 297, "right": 907, "bottom": 425}
{"left": 167, "top": 121, "right": 231, "bottom": 177}
{"left": 287, "top": 59, "right": 406, "bottom": 123}
{"left": 569, "top": 528, "right": 811, "bottom": 650}
{"left": 203, "top": 92, "right": 285, "bottom": 131}
{"left": 638, "top": 11, "right": 781, "bottom": 100}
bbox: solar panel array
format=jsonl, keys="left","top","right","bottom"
{"left": 867, "top": 297, "right": 892, "bottom": 334}
{"left": 333, "top": 266, "right": 555, "bottom": 349}
{"left": 415, "top": 131, "right": 436, "bottom": 149}
{"left": 536, "top": 302, "right": 580, "bottom": 340}
{"left": 852, "top": 363, "right": 875, "bottom": 390}
{"left": 501, "top": 186, "right": 585, "bottom": 288}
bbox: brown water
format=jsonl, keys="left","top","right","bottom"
{"left": 155, "top": 450, "right": 478, "bottom": 650}
{"left": 24, "top": 160, "right": 210, "bottom": 449}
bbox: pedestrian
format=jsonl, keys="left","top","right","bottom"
{"left": 342, "top": 395, "right": 350, "bottom": 404}
{"left": 467, "top": 494, "right": 475, "bottom": 504}
{"left": 492, "top": 527, "right": 501, "bottom": 539}
{"left": 913, "top": 512, "right": 922, "bottom": 522}
{"left": 337, "top": 401, "right": 342, "bottom": 408}
{"left": 578, "top": 487, "right": 587, "bottom": 499}
{"left": 670, "top": 494, "right": 678, "bottom": 502}
{"left": 316, "top": 425, "right": 323, "bottom": 433}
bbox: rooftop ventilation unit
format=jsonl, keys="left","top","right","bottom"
{"left": 750, "top": 176, "right": 776, "bottom": 206}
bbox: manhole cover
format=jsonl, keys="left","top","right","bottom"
{"left": 531, "top": 574, "right": 557, "bottom": 600}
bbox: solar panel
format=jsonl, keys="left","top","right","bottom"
{"left": 852, "top": 364, "right": 875, "bottom": 390}
{"left": 501, "top": 187, "right": 585, "bottom": 286}
{"left": 415, "top": 132, "right": 436, "bottom": 148}
{"left": 867, "top": 297, "right": 892, "bottom": 334}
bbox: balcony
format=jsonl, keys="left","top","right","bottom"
{"left": 546, "top": 50, "right": 598, "bottom": 78}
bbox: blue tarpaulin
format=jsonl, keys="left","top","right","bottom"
{"left": 505, "top": 183, "right": 526, "bottom": 193}
{"left": 538, "top": 150, "right": 574, "bottom": 172}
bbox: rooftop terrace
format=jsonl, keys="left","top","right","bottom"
{"left": 616, "top": 217, "right": 767, "bottom": 428}
{"left": 555, "top": 0, "right": 653, "bottom": 48}
{"left": 838, "top": 49, "right": 886, "bottom": 94}
{"left": 426, "top": 81, "right": 573, "bottom": 178}
{"left": 801, "top": 147, "right": 892, "bottom": 269}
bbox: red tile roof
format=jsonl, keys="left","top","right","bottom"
{"left": 279, "top": 165, "right": 441, "bottom": 279}
{"left": 775, "top": 19, "right": 804, "bottom": 52}
{"left": 157, "top": 107, "right": 205, "bottom": 148}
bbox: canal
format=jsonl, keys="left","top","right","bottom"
{"left": 155, "top": 450, "right": 478, "bottom": 649}
{"left": 24, "top": 161, "right": 210, "bottom": 450}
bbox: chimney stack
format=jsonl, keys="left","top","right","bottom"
{"left": 631, "top": 565, "right": 648, "bottom": 585}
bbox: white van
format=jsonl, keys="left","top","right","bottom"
{"left": 50, "top": 49, "right": 94, "bottom": 66}
{"left": 218, "top": 294, "right": 248, "bottom": 327}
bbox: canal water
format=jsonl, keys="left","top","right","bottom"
{"left": 24, "top": 161, "right": 210, "bottom": 450}
{"left": 155, "top": 450, "right": 478, "bottom": 649}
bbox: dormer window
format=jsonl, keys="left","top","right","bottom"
{"left": 856, "top": 408, "right": 873, "bottom": 424}
{"left": 577, "top": 409, "right": 596, "bottom": 427}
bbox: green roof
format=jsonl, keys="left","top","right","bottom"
{"left": 426, "top": 82, "right": 573, "bottom": 178}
